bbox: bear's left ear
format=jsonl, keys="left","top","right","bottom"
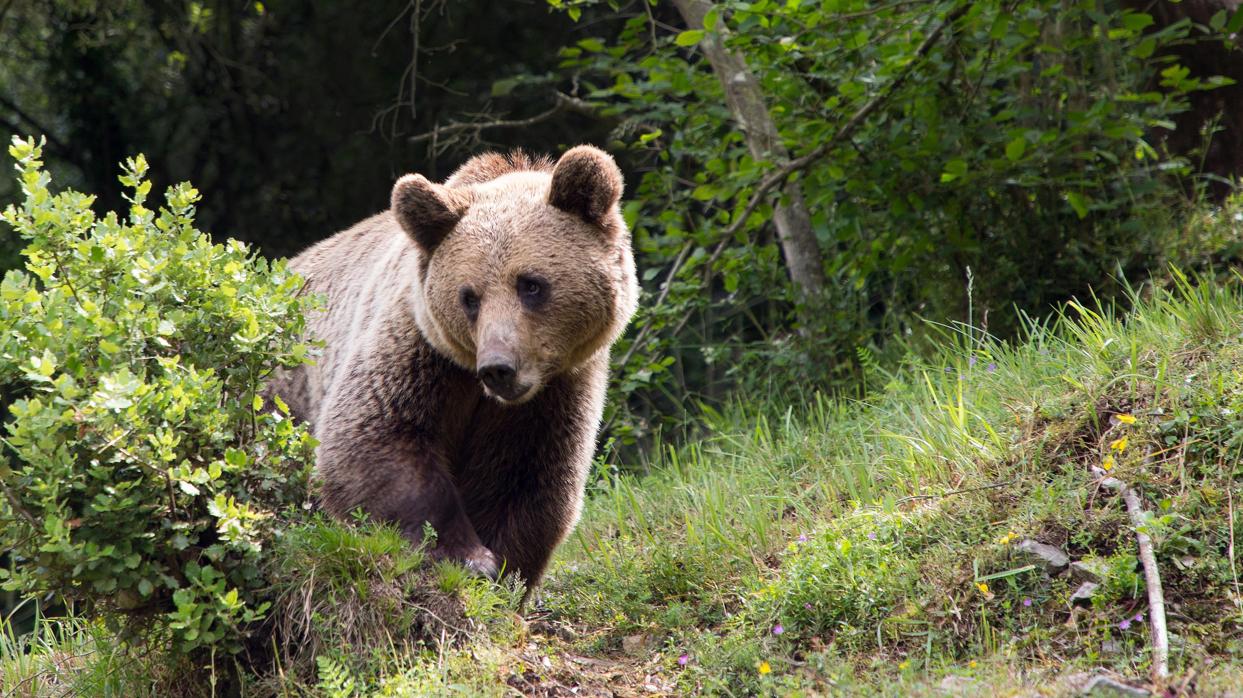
{"left": 391, "top": 174, "right": 473, "bottom": 253}
{"left": 548, "top": 145, "right": 623, "bottom": 226}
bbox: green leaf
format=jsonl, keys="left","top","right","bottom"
{"left": 1228, "top": 9, "right": 1243, "bottom": 33}
{"left": 1005, "top": 137, "right": 1026, "bottom": 162}
{"left": 940, "top": 159, "right": 969, "bottom": 183}
{"left": 1064, "top": 191, "right": 1090, "bottom": 219}
{"left": 1131, "top": 37, "right": 1157, "bottom": 59}
{"left": 490, "top": 77, "right": 521, "bottom": 97}
{"left": 1121, "top": 12, "right": 1154, "bottom": 32}
{"left": 703, "top": 7, "right": 720, "bottom": 30}
{"left": 675, "top": 30, "right": 704, "bottom": 47}
{"left": 1210, "top": 9, "right": 1227, "bottom": 31}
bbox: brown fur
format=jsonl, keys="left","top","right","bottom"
{"left": 267, "top": 146, "right": 637, "bottom": 591}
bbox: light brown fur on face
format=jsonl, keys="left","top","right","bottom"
{"left": 265, "top": 145, "right": 637, "bottom": 593}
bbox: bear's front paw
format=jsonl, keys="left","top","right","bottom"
{"left": 463, "top": 546, "right": 501, "bottom": 580}
{"left": 431, "top": 543, "right": 501, "bottom": 580}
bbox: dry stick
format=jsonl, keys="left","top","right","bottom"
{"left": 1230, "top": 483, "right": 1242, "bottom": 603}
{"left": 1225, "top": 456, "right": 1241, "bottom": 607}
{"left": 893, "top": 479, "right": 1013, "bottom": 506}
{"left": 1101, "top": 474, "right": 1170, "bottom": 682}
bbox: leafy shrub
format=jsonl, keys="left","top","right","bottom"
{"left": 0, "top": 137, "right": 316, "bottom": 654}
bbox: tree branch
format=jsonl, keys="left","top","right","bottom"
{"left": 406, "top": 92, "right": 592, "bottom": 145}
{"left": 704, "top": 0, "right": 969, "bottom": 272}
{"left": 0, "top": 93, "right": 71, "bottom": 156}
{"left": 695, "top": 3, "right": 963, "bottom": 325}
{"left": 614, "top": 240, "right": 694, "bottom": 372}
{"left": 613, "top": 1, "right": 968, "bottom": 374}
{"left": 676, "top": 0, "right": 827, "bottom": 293}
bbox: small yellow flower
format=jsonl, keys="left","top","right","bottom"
{"left": 1102, "top": 454, "right": 1115, "bottom": 471}
{"left": 1116, "top": 413, "right": 1136, "bottom": 425}
{"left": 758, "top": 661, "right": 772, "bottom": 675}
{"left": 996, "top": 531, "right": 1018, "bottom": 545}
{"left": 976, "top": 582, "right": 990, "bottom": 594}
{"left": 1110, "top": 436, "right": 1128, "bottom": 452}
{"left": 969, "top": 660, "right": 978, "bottom": 669}
{"left": 898, "top": 660, "right": 911, "bottom": 671}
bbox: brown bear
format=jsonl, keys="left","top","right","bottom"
{"left": 267, "top": 146, "right": 637, "bottom": 591}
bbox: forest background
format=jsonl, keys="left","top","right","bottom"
{"left": 6, "top": 0, "right": 1243, "bottom": 459}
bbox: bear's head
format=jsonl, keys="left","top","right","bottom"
{"left": 391, "top": 145, "right": 638, "bottom": 405}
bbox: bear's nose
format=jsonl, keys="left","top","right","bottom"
{"left": 478, "top": 361, "right": 518, "bottom": 395}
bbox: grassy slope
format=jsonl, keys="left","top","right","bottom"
{"left": 5, "top": 272, "right": 1243, "bottom": 696}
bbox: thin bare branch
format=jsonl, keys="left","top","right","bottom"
{"left": 0, "top": 93, "right": 71, "bottom": 155}
{"left": 406, "top": 92, "right": 592, "bottom": 145}
{"left": 615, "top": 240, "right": 694, "bottom": 372}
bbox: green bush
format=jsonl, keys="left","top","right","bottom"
{"left": 0, "top": 136, "right": 316, "bottom": 654}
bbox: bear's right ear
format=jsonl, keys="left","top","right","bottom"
{"left": 391, "top": 174, "right": 472, "bottom": 253}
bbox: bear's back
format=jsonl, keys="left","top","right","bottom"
{"left": 276, "top": 211, "right": 424, "bottom": 425}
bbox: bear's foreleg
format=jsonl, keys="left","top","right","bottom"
{"left": 455, "top": 377, "right": 598, "bottom": 596}
{"left": 316, "top": 428, "right": 501, "bottom": 578}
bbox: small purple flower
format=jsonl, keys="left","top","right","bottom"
{"left": 804, "top": 603, "right": 813, "bottom": 611}
{"left": 797, "top": 534, "right": 808, "bottom": 543}
{"left": 772, "top": 624, "right": 784, "bottom": 635}
{"left": 1022, "top": 598, "right": 1033, "bottom": 607}
{"left": 986, "top": 362, "right": 997, "bottom": 373}
{"left": 1134, "top": 613, "right": 1144, "bottom": 622}
{"left": 945, "top": 366, "right": 953, "bottom": 373}
{"left": 969, "top": 356, "right": 978, "bottom": 367}
{"left": 867, "top": 532, "right": 877, "bottom": 540}
{"left": 678, "top": 654, "right": 689, "bottom": 667}
{"left": 1118, "top": 619, "right": 1132, "bottom": 630}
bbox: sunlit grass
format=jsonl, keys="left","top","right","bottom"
{"left": 545, "top": 270, "right": 1243, "bottom": 693}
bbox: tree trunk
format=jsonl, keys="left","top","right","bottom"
{"left": 671, "top": 0, "right": 827, "bottom": 296}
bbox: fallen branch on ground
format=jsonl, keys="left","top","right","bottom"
{"left": 1098, "top": 472, "right": 1170, "bottom": 682}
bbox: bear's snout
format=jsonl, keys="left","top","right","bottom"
{"left": 478, "top": 358, "right": 516, "bottom": 392}
{"left": 478, "top": 352, "right": 531, "bottom": 402}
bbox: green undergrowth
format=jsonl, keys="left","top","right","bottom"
{"left": 543, "top": 270, "right": 1243, "bottom": 695}
{"left": 6, "top": 273, "right": 1243, "bottom": 694}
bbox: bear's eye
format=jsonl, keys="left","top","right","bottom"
{"left": 517, "top": 275, "right": 548, "bottom": 310}
{"left": 459, "top": 287, "right": 480, "bottom": 321}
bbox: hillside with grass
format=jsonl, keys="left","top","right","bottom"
{"left": 7, "top": 264, "right": 1243, "bottom": 695}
